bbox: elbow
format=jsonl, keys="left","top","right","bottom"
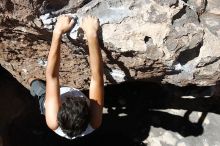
{"left": 45, "top": 116, "right": 59, "bottom": 130}
{"left": 45, "top": 101, "right": 59, "bottom": 130}
{"left": 90, "top": 111, "right": 103, "bottom": 129}
{"left": 91, "top": 119, "right": 102, "bottom": 129}
{"left": 47, "top": 122, "right": 59, "bottom": 131}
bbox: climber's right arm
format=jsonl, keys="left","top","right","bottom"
{"left": 45, "top": 15, "right": 74, "bottom": 130}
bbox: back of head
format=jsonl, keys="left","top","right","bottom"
{"left": 57, "top": 96, "right": 90, "bottom": 138}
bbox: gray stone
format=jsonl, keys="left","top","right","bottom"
{"left": 146, "top": 112, "right": 220, "bottom": 146}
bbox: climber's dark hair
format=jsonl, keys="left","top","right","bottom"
{"left": 57, "top": 96, "right": 90, "bottom": 138}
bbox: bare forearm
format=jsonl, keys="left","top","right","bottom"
{"left": 45, "top": 32, "right": 62, "bottom": 130}
{"left": 87, "top": 35, "right": 103, "bottom": 82}
{"left": 88, "top": 35, "right": 104, "bottom": 128}
{"left": 46, "top": 33, "right": 62, "bottom": 78}
{"left": 81, "top": 15, "right": 104, "bottom": 128}
{"left": 44, "top": 15, "right": 74, "bottom": 130}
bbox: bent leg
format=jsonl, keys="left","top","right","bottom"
{"left": 30, "top": 80, "right": 46, "bottom": 115}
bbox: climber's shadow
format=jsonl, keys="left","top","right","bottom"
{"left": 0, "top": 66, "right": 140, "bottom": 146}
{"left": 0, "top": 65, "right": 51, "bottom": 146}
{"left": 1, "top": 64, "right": 220, "bottom": 146}
{"left": 88, "top": 81, "right": 220, "bottom": 143}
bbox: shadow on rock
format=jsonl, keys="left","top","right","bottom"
{"left": 0, "top": 65, "right": 47, "bottom": 146}
{"left": 1, "top": 65, "right": 220, "bottom": 146}
{"left": 88, "top": 81, "right": 220, "bottom": 142}
{"left": 0, "top": 65, "right": 143, "bottom": 146}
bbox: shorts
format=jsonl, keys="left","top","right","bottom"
{"left": 30, "top": 79, "right": 46, "bottom": 115}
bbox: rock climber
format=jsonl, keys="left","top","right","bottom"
{"left": 29, "top": 15, "right": 104, "bottom": 139}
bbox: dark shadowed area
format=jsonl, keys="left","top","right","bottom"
{"left": 1, "top": 65, "right": 220, "bottom": 146}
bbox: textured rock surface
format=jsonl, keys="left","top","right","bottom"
{"left": 146, "top": 112, "right": 220, "bottom": 146}
{"left": 1, "top": 0, "right": 220, "bottom": 89}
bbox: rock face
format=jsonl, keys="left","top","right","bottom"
{"left": 1, "top": 0, "right": 220, "bottom": 89}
